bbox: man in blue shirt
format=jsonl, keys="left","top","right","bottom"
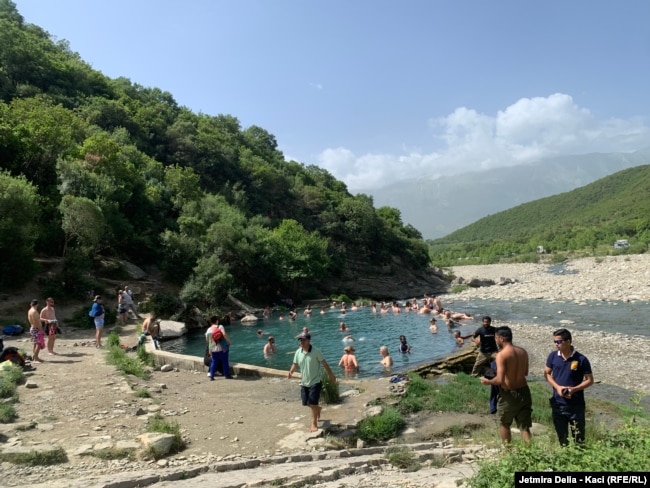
{"left": 288, "top": 332, "right": 336, "bottom": 432}
{"left": 544, "top": 328, "right": 593, "bottom": 446}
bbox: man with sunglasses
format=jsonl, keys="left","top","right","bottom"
{"left": 544, "top": 328, "right": 593, "bottom": 446}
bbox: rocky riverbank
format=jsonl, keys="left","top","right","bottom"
{"left": 450, "top": 255, "right": 650, "bottom": 395}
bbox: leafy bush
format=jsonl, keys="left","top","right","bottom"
{"left": 320, "top": 369, "right": 340, "bottom": 405}
{"left": 357, "top": 406, "right": 406, "bottom": 442}
{"left": 140, "top": 291, "right": 182, "bottom": 317}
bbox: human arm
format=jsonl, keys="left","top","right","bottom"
{"left": 321, "top": 359, "right": 337, "bottom": 383}
{"left": 544, "top": 365, "right": 565, "bottom": 397}
{"left": 288, "top": 362, "right": 297, "bottom": 379}
{"left": 222, "top": 327, "right": 232, "bottom": 346}
{"left": 481, "top": 353, "right": 504, "bottom": 386}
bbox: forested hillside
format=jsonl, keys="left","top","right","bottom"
{"left": 0, "top": 1, "right": 436, "bottom": 304}
{"left": 428, "top": 165, "right": 650, "bottom": 265}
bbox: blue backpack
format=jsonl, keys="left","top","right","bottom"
{"left": 2, "top": 324, "right": 23, "bottom": 336}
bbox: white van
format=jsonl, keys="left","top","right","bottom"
{"left": 614, "top": 239, "right": 630, "bottom": 249}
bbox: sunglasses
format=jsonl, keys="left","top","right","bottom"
{"left": 554, "top": 339, "right": 565, "bottom": 345}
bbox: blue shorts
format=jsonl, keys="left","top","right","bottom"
{"left": 94, "top": 317, "right": 105, "bottom": 329}
{"left": 300, "top": 382, "right": 322, "bottom": 406}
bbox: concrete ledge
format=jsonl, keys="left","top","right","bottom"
{"left": 147, "top": 343, "right": 295, "bottom": 379}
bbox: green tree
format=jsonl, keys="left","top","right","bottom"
{"left": 0, "top": 170, "right": 40, "bottom": 288}
{"left": 263, "top": 219, "right": 330, "bottom": 297}
{"left": 59, "top": 194, "right": 104, "bottom": 256}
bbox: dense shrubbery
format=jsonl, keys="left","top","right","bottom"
{"left": 0, "top": 0, "right": 430, "bottom": 305}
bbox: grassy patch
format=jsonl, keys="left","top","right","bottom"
{"left": 357, "top": 406, "right": 406, "bottom": 442}
{"left": 466, "top": 421, "right": 650, "bottom": 487}
{"left": 88, "top": 447, "right": 135, "bottom": 460}
{"left": 398, "top": 373, "right": 551, "bottom": 425}
{"left": 137, "top": 345, "right": 155, "bottom": 367}
{"left": 107, "top": 332, "right": 121, "bottom": 348}
{"left": 0, "top": 363, "right": 24, "bottom": 400}
{"left": 385, "top": 446, "right": 421, "bottom": 471}
{"left": 105, "top": 337, "right": 150, "bottom": 379}
{"left": 0, "top": 402, "right": 17, "bottom": 423}
{"left": 146, "top": 413, "right": 185, "bottom": 455}
{"left": 0, "top": 446, "right": 67, "bottom": 465}
{"left": 134, "top": 388, "right": 151, "bottom": 398}
{"left": 450, "top": 284, "right": 469, "bottom": 294}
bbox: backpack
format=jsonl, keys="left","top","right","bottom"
{"left": 0, "top": 346, "right": 26, "bottom": 367}
{"left": 2, "top": 324, "right": 23, "bottom": 336}
{"left": 211, "top": 326, "right": 224, "bottom": 343}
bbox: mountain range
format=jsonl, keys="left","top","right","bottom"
{"left": 369, "top": 148, "right": 650, "bottom": 240}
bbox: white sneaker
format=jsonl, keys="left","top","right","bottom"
{"left": 207, "top": 372, "right": 211, "bottom": 377}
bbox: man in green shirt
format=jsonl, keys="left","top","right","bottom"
{"left": 288, "top": 332, "right": 337, "bottom": 432}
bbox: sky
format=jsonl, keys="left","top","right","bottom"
{"left": 13, "top": 0, "right": 650, "bottom": 192}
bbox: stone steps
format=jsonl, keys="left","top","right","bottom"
{"left": 21, "top": 442, "right": 483, "bottom": 488}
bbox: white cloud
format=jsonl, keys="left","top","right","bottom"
{"left": 316, "top": 93, "right": 650, "bottom": 191}
{"left": 309, "top": 82, "right": 323, "bottom": 90}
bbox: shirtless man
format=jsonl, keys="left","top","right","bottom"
{"left": 263, "top": 336, "right": 277, "bottom": 356}
{"left": 481, "top": 326, "right": 532, "bottom": 443}
{"left": 432, "top": 294, "right": 443, "bottom": 313}
{"left": 40, "top": 297, "right": 58, "bottom": 355}
{"left": 28, "top": 299, "right": 44, "bottom": 363}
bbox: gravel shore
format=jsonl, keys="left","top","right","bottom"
{"left": 450, "top": 255, "right": 650, "bottom": 395}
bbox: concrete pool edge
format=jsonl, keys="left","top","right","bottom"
{"left": 146, "top": 340, "right": 296, "bottom": 379}
{"left": 145, "top": 338, "right": 477, "bottom": 380}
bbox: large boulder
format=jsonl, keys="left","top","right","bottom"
{"left": 158, "top": 320, "right": 187, "bottom": 339}
{"left": 466, "top": 278, "right": 496, "bottom": 288}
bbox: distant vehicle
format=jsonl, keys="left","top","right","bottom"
{"left": 614, "top": 239, "right": 630, "bottom": 249}
{"left": 536, "top": 246, "right": 545, "bottom": 254}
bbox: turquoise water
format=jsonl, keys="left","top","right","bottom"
{"left": 163, "top": 294, "right": 650, "bottom": 379}
{"left": 162, "top": 308, "right": 467, "bottom": 379}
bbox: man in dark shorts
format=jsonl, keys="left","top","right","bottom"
{"left": 544, "top": 328, "right": 593, "bottom": 446}
{"left": 481, "top": 326, "right": 532, "bottom": 444}
{"left": 470, "top": 316, "right": 498, "bottom": 376}
{"left": 288, "top": 332, "right": 336, "bottom": 432}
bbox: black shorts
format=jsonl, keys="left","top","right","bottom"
{"left": 300, "top": 382, "right": 322, "bottom": 406}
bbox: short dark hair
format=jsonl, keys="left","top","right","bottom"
{"left": 482, "top": 316, "right": 492, "bottom": 324}
{"left": 30, "top": 299, "right": 38, "bottom": 306}
{"left": 553, "top": 328, "right": 572, "bottom": 342}
{"left": 209, "top": 315, "right": 219, "bottom": 325}
{"left": 495, "top": 326, "right": 512, "bottom": 342}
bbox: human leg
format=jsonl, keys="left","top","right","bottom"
{"left": 471, "top": 351, "right": 489, "bottom": 377}
{"left": 551, "top": 403, "right": 570, "bottom": 446}
{"left": 222, "top": 350, "right": 231, "bottom": 378}
{"left": 208, "top": 351, "right": 218, "bottom": 379}
{"left": 568, "top": 410, "right": 586, "bottom": 445}
{"left": 95, "top": 318, "right": 104, "bottom": 347}
{"left": 301, "top": 383, "right": 323, "bottom": 432}
{"left": 47, "top": 327, "right": 56, "bottom": 354}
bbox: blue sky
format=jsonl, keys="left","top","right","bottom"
{"left": 14, "top": 0, "right": 650, "bottom": 191}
